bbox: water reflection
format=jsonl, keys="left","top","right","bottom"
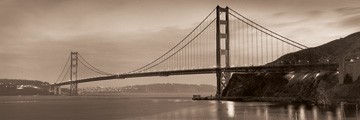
{"left": 327, "top": 111, "right": 334, "bottom": 120}
{"left": 288, "top": 105, "right": 294, "bottom": 119}
{"left": 2, "top": 96, "right": 359, "bottom": 120}
{"left": 265, "top": 107, "right": 268, "bottom": 120}
{"left": 147, "top": 101, "right": 359, "bottom": 120}
{"left": 337, "top": 107, "right": 342, "bottom": 120}
{"left": 225, "top": 101, "right": 235, "bottom": 117}
{"left": 312, "top": 106, "right": 318, "bottom": 120}
{"left": 299, "top": 105, "right": 306, "bottom": 120}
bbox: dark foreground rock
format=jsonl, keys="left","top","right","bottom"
{"left": 222, "top": 70, "right": 344, "bottom": 105}
{"left": 222, "top": 69, "right": 360, "bottom": 105}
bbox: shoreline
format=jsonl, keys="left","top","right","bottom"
{"left": 193, "top": 96, "right": 360, "bottom": 105}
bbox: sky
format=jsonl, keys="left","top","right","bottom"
{"left": 1, "top": 0, "right": 360, "bottom": 87}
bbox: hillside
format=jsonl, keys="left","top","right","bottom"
{"left": 270, "top": 32, "right": 360, "bottom": 65}
{"left": 0, "top": 79, "right": 51, "bottom": 95}
{"left": 223, "top": 32, "right": 360, "bottom": 105}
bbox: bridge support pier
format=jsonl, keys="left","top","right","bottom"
{"left": 49, "top": 85, "right": 54, "bottom": 93}
{"left": 51, "top": 86, "right": 61, "bottom": 95}
{"left": 215, "top": 6, "right": 231, "bottom": 97}
{"left": 56, "top": 86, "right": 61, "bottom": 95}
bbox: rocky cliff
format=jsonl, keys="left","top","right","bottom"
{"left": 223, "top": 32, "right": 360, "bottom": 105}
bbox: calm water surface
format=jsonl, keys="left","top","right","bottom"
{"left": 0, "top": 96, "right": 359, "bottom": 120}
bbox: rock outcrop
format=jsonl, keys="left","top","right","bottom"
{"left": 223, "top": 32, "right": 360, "bottom": 105}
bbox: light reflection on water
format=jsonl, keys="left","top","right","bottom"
{"left": 0, "top": 96, "right": 359, "bottom": 120}
{"left": 312, "top": 106, "right": 318, "bottom": 120}
{"left": 225, "top": 101, "right": 235, "bottom": 117}
{"left": 140, "top": 100, "right": 360, "bottom": 120}
{"left": 135, "top": 100, "right": 359, "bottom": 120}
{"left": 299, "top": 105, "right": 306, "bottom": 120}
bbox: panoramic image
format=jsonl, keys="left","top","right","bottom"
{"left": 1, "top": 0, "right": 360, "bottom": 119}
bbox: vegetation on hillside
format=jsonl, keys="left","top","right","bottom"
{"left": 224, "top": 32, "right": 360, "bottom": 105}
{"left": 270, "top": 32, "right": 360, "bottom": 65}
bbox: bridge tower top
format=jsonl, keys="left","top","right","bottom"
{"left": 216, "top": 5, "right": 230, "bottom": 69}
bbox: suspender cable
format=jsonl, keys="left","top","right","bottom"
{"left": 256, "top": 29, "right": 258, "bottom": 65}
{"left": 129, "top": 8, "right": 216, "bottom": 73}
{"left": 141, "top": 18, "right": 216, "bottom": 72}
{"left": 59, "top": 67, "right": 70, "bottom": 83}
{"left": 55, "top": 55, "right": 70, "bottom": 84}
{"left": 229, "top": 8, "right": 308, "bottom": 49}
{"left": 78, "top": 54, "right": 113, "bottom": 75}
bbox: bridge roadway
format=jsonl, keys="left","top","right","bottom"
{"left": 54, "top": 63, "right": 338, "bottom": 86}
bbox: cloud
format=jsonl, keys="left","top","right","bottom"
{"left": 267, "top": 10, "right": 324, "bottom": 31}
{"left": 307, "top": 10, "right": 323, "bottom": 16}
{"left": 271, "top": 10, "right": 323, "bottom": 19}
{"left": 272, "top": 12, "right": 286, "bottom": 17}
{"left": 337, "top": 15, "right": 360, "bottom": 29}
{"left": 335, "top": 7, "right": 360, "bottom": 15}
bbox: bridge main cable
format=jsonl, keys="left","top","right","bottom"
{"left": 140, "top": 18, "right": 216, "bottom": 72}
{"left": 54, "top": 55, "right": 70, "bottom": 84}
{"left": 228, "top": 12, "right": 305, "bottom": 50}
{"left": 78, "top": 53, "right": 114, "bottom": 75}
{"left": 128, "top": 8, "right": 216, "bottom": 73}
{"left": 229, "top": 8, "right": 308, "bottom": 49}
{"left": 229, "top": 8, "right": 333, "bottom": 59}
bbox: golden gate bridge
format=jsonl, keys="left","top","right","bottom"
{"left": 50, "top": 6, "right": 338, "bottom": 97}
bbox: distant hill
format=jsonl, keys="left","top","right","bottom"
{"left": 80, "top": 83, "right": 216, "bottom": 94}
{"left": 270, "top": 32, "right": 360, "bottom": 65}
{"left": 0, "top": 79, "right": 51, "bottom": 95}
{"left": 122, "top": 83, "right": 216, "bottom": 93}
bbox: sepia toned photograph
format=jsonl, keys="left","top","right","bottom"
{"left": 1, "top": 0, "right": 360, "bottom": 120}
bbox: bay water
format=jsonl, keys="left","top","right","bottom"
{"left": 0, "top": 95, "right": 358, "bottom": 120}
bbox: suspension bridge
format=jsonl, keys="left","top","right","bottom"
{"left": 50, "top": 6, "right": 338, "bottom": 97}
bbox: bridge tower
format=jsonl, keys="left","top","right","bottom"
{"left": 215, "top": 6, "right": 231, "bottom": 97}
{"left": 69, "top": 52, "right": 78, "bottom": 96}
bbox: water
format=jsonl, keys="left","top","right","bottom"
{"left": 0, "top": 95, "right": 359, "bottom": 120}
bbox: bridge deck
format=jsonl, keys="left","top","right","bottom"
{"left": 54, "top": 63, "right": 338, "bottom": 86}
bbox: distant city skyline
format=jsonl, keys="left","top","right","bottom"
{"left": 1, "top": 0, "right": 360, "bottom": 87}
